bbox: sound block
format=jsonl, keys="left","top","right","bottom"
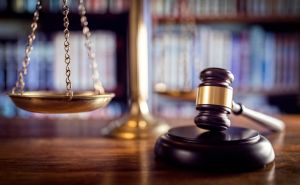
{"left": 155, "top": 126, "right": 275, "bottom": 171}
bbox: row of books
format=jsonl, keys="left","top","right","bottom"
{"left": 0, "top": 31, "right": 117, "bottom": 92}
{"left": 152, "top": 24, "right": 300, "bottom": 92}
{"left": 0, "top": 30, "right": 119, "bottom": 118}
{"left": 1, "top": 0, "right": 129, "bottom": 14}
{"left": 53, "top": 31, "right": 117, "bottom": 91}
{"left": 0, "top": 39, "right": 52, "bottom": 91}
{"left": 151, "top": 0, "right": 300, "bottom": 17}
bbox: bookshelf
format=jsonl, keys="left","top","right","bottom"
{"left": 0, "top": 0, "right": 129, "bottom": 118}
{"left": 0, "top": 0, "right": 299, "bottom": 119}
{"left": 150, "top": 0, "right": 300, "bottom": 115}
{"left": 153, "top": 16, "right": 300, "bottom": 24}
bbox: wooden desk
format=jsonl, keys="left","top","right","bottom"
{"left": 0, "top": 115, "right": 299, "bottom": 185}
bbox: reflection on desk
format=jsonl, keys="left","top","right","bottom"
{"left": 0, "top": 115, "right": 299, "bottom": 185}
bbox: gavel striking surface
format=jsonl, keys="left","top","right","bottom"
{"left": 155, "top": 126, "right": 274, "bottom": 171}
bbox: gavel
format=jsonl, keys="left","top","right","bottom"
{"left": 155, "top": 67, "right": 279, "bottom": 170}
{"left": 194, "top": 68, "right": 285, "bottom": 132}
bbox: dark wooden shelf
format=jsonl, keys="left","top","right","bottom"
{"left": 0, "top": 11, "right": 128, "bottom": 19}
{"left": 234, "top": 87, "right": 299, "bottom": 96}
{"left": 153, "top": 15, "right": 300, "bottom": 24}
{"left": 0, "top": 11, "right": 129, "bottom": 32}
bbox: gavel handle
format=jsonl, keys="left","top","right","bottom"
{"left": 232, "top": 102, "right": 285, "bottom": 132}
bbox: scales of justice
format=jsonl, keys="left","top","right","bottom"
{"left": 8, "top": 0, "right": 286, "bottom": 170}
{"left": 8, "top": 0, "right": 169, "bottom": 139}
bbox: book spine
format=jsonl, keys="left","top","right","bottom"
{"left": 275, "top": 34, "right": 283, "bottom": 89}
{"left": 264, "top": 32, "right": 276, "bottom": 90}
{"left": 69, "top": 33, "right": 80, "bottom": 91}
{"left": 53, "top": 33, "right": 65, "bottom": 91}
{"left": 230, "top": 32, "right": 240, "bottom": 89}
{"left": 45, "top": 42, "right": 54, "bottom": 90}
{"left": 5, "top": 43, "right": 17, "bottom": 91}
{"left": 249, "top": 26, "right": 265, "bottom": 90}
{"left": 0, "top": 44, "right": 5, "bottom": 91}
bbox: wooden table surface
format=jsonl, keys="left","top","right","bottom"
{"left": 0, "top": 115, "right": 299, "bottom": 185}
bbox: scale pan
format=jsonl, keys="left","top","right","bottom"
{"left": 155, "top": 88, "right": 196, "bottom": 102}
{"left": 8, "top": 91, "right": 115, "bottom": 113}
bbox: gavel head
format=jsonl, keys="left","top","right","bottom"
{"left": 194, "top": 68, "right": 234, "bottom": 131}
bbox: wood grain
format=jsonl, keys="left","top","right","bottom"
{"left": 0, "top": 115, "right": 299, "bottom": 185}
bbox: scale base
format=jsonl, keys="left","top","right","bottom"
{"left": 155, "top": 126, "right": 275, "bottom": 171}
{"left": 101, "top": 102, "right": 169, "bottom": 139}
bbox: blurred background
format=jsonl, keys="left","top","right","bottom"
{"left": 0, "top": 0, "right": 299, "bottom": 120}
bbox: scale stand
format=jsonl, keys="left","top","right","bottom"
{"left": 101, "top": 101, "right": 169, "bottom": 139}
{"left": 101, "top": 0, "right": 169, "bottom": 139}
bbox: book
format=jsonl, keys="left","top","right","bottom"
{"left": 5, "top": 43, "right": 18, "bottom": 91}
{"left": 0, "top": 44, "right": 5, "bottom": 91}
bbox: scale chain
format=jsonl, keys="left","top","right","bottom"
{"left": 63, "top": 0, "right": 73, "bottom": 97}
{"left": 12, "top": 0, "right": 104, "bottom": 96}
{"left": 12, "top": 0, "right": 42, "bottom": 94}
{"left": 78, "top": 0, "right": 105, "bottom": 94}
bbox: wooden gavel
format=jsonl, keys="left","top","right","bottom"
{"left": 194, "top": 68, "right": 285, "bottom": 132}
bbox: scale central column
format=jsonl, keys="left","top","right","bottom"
{"left": 101, "top": 0, "right": 169, "bottom": 139}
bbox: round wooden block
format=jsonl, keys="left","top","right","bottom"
{"left": 155, "top": 126, "right": 275, "bottom": 171}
